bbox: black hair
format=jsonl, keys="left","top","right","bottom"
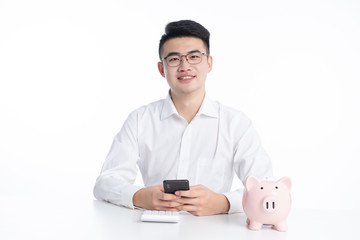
{"left": 159, "top": 20, "right": 210, "bottom": 59}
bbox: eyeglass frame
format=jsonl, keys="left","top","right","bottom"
{"left": 161, "top": 51, "right": 208, "bottom": 67}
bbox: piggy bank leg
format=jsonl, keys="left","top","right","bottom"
{"left": 247, "top": 219, "right": 263, "bottom": 231}
{"left": 272, "top": 221, "right": 288, "bottom": 232}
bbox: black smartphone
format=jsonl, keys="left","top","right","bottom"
{"left": 163, "top": 179, "right": 190, "bottom": 194}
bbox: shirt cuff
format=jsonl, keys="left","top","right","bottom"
{"left": 223, "top": 188, "right": 244, "bottom": 214}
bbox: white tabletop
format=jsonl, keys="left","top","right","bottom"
{"left": 1, "top": 195, "right": 359, "bottom": 240}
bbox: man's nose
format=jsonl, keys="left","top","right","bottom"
{"left": 178, "top": 56, "right": 191, "bottom": 71}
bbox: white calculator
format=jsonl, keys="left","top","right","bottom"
{"left": 140, "top": 210, "right": 180, "bottom": 223}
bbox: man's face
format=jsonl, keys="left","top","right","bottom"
{"left": 158, "top": 37, "right": 213, "bottom": 97}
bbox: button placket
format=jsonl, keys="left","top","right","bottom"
{"left": 177, "top": 126, "right": 192, "bottom": 179}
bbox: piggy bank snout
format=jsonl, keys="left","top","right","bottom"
{"left": 262, "top": 197, "right": 278, "bottom": 213}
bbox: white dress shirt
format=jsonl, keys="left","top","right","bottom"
{"left": 93, "top": 93, "right": 273, "bottom": 213}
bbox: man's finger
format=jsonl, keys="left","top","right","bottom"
{"left": 175, "top": 189, "right": 201, "bottom": 198}
{"left": 161, "top": 200, "right": 183, "bottom": 208}
{"left": 159, "top": 192, "right": 181, "bottom": 201}
{"left": 177, "top": 204, "right": 197, "bottom": 212}
{"left": 175, "top": 197, "right": 197, "bottom": 205}
{"left": 189, "top": 184, "right": 203, "bottom": 190}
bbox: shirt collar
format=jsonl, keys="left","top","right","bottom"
{"left": 161, "top": 93, "right": 178, "bottom": 120}
{"left": 197, "top": 94, "right": 218, "bottom": 118}
{"left": 161, "top": 91, "right": 218, "bottom": 120}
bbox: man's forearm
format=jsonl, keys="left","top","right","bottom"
{"left": 133, "top": 188, "right": 145, "bottom": 208}
{"left": 218, "top": 193, "right": 231, "bottom": 213}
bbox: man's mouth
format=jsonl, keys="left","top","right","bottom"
{"left": 178, "top": 75, "right": 195, "bottom": 80}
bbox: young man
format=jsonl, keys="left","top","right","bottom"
{"left": 93, "top": 20, "right": 273, "bottom": 216}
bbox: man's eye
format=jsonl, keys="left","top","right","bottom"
{"left": 189, "top": 54, "right": 200, "bottom": 59}
{"left": 168, "top": 57, "right": 180, "bottom": 62}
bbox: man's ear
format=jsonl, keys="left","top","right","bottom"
{"left": 207, "top": 55, "right": 213, "bottom": 73}
{"left": 158, "top": 61, "right": 165, "bottom": 78}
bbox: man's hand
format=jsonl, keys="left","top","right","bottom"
{"left": 133, "top": 185, "right": 182, "bottom": 211}
{"left": 174, "top": 184, "right": 230, "bottom": 216}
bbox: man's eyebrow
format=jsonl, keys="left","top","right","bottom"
{"left": 165, "top": 52, "right": 181, "bottom": 57}
{"left": 165, "top": 50, "right": 202, "bottom": 58}
{"left": 187, "top": 50, "right": 201, "bottom": 54}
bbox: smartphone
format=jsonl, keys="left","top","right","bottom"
{"left": 163, "top": 179, "right": 190, "bottom": 194}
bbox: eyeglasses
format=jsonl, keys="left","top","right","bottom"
{"left": 161, "top": 51, "right": 207, "bottom": 67}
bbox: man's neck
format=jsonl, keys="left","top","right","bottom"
{"left": 170, "top": 90, "right": 205, "bottom": 124}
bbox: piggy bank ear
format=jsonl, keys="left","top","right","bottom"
{"left": 245, "top": 176, "right": 259, "bottom": 191}
{"left": 278, "top": 176, "right": 292, "bottom": 190}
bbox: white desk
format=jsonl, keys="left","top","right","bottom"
{"left": 1, "top": 195, "right": 359, "bottom": 240}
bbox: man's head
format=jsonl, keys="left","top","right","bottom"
{"left": 159, "top": 20, "right": 210, "bottom": 60}
{"left": 157, "top": 20, "right": 213, "bottom": 97}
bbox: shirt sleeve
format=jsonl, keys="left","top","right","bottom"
{"left": 93, "top": 110, "right": 142, "bottom": 209}
{"left": 225, "top": 122, "right": 274, "bottom": 214}
{"left": 223, "top": 188, "right": 244, "bottom": 213}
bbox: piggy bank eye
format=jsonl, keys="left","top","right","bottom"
{"left": 260, "top": 187, "right": 263, "bottom": 190}
{"left": 275, "top": 186, "right": 278, "bottom": 189}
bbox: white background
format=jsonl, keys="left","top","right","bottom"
{"left": 1, "top": 0, "right": 359, "bottom": 210}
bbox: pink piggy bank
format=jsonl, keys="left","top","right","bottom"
{"left": 242, "top": 176, "right": 292, "bottom": 231}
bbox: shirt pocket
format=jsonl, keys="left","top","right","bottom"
{"left": 195, "top": 157, "right": 226, "bottom": 192}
